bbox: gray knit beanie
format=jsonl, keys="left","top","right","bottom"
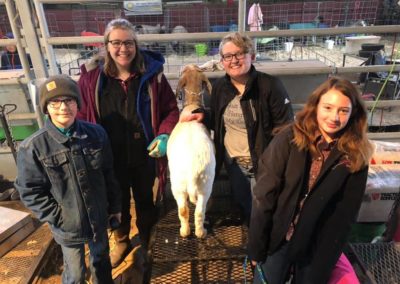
{"left": 39, "top": 75, "right": 81, "bottom": 114}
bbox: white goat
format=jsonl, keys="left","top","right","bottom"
{"left": 167, "top": 64, "right": 215, "bottom": 238}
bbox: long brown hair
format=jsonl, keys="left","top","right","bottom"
{"left": 103, "top": 18, "right": 145, "bottom": 77}
{"left": 293, "top": 77, "right": 373, "bottom": 172}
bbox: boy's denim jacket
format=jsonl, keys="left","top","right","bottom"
{"left": 15, "top": 119, "right": 121, "bottom": 245}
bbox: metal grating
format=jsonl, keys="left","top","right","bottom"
{"left": 350, "top": 243, "right": 400, "bottom": 284}
{"left": 158, "top": 197, "right": 242, "bottom": 228}
{"left": 151, "top": 223, "right": 248, "bottom": 262}
{"left": 151, "top": 177, "right": 252, "bottom": 283}
{"left": 151, "top": 258, "right": 253, "bottom": 283}
{"left": 0, "top": 221, "right": 53, "bottom": 283}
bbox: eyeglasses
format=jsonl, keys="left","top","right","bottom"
{"left": 48, "top": 98, "right": 77, "bottom": 109}
{"left": 221, "top": 52, "right": 246, "bottom": 62}
{"left": 108, "top": 40, "right": 135, "bottom": 49}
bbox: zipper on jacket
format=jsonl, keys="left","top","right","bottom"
{"left": 249, "top": 99, "right": 257, "bottom": 122}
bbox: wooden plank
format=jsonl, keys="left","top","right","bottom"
{"left": 0, "top": 206, "right": 32, "bottom": 243}
{"left": 27, "top": 236, "right": 56, "bottom": 284}
{"left": 0, "top": 218, "right": 35, "bottom": 258}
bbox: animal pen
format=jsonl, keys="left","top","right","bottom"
{"left": 0, "top": 0, "right": 400, "bottom": 283}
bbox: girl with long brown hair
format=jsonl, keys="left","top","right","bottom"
{"left": 248, "top": 77, "right": 373, "bottom": 283}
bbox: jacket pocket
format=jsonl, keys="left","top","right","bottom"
{"left": 42, "top": 152, "right": 71, "bottom": 200}
{"left": 42, "top": 152, "right": 68, "bottom": 167}
{"left": 83, "top": 144, "right": 103, "bottom": 170}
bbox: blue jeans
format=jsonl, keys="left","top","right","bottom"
{"left": 61, "top": 230, "right": 113, "bottom": 284}
{"left": 224, "top": 154, "right": 255, "bottom": 225}
{"left": 253, "top": 242, "right": 292, "bottom": 284}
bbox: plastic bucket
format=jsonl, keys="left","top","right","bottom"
{"left": 325, "top": 39, "right": 334, "bottom": 50}
{"left": 284, "top": 42, "right": 293, "bottom": 52}
{"left": 195, "top": 43, "right": 208, "bottom": 56}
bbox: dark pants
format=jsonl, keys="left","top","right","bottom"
{"left": 61, "top": 230, "right": 112, "bottom": 284}
{"left": 253, "top": 242, "right": 292, "bottom": 284}
{"left": 254, "top": 242, "right": 316, "bottom": 284}
{"left": 224, "top": 154, "right": 255, "bottom": 225}
{"left": 115, "top": 161, "right": 157, "bottom": 246}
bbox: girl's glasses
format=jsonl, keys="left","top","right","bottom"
{"left": 108, "top": 40, "right": 135, "bottom": 49}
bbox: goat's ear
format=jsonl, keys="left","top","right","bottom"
{"left": 176, "top": 74, "right": 186, "bottom": 97}
{"left": 193, "top": 65, "right": 203, "bottom": 72}
{"left": 201, "top": 73, "right": 212, "bottom": 95}
{"left": 206, "top": 80, "right": 212, "bottom": 95}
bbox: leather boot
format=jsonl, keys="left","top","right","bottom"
{"left": 110, "top": 226, "right": 131, "bottom": 268}
{"left": 136, "top": 207, "right": 158, "bottom": 250}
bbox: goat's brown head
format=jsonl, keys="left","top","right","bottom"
{"left": 176, "top": 64, "right": 212, "bottom": 108}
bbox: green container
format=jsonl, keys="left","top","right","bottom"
{"left": 195, "top": 43, "right": 208, "bottom": 56}
{"left": 348, "top": 223, "right": 386, "bottom": 243}
{"left": 0, "top": 124, "right": 39, "bottom": 141}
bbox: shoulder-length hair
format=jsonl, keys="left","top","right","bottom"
{"left": 103, "top": 18, "right": 145, "bottom": 77}
{"left": 293, "top": 76, "right": 373, "bottom": 172}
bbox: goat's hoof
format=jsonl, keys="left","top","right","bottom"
{"left": 180, "top": 226, "right": 190, "bottom": 238}
{"left": 195, "top": 227, "right": 207, "bottom": 238}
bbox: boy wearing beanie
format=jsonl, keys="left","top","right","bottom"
{"left": 15, "top": 74, "right": 121, "bottom": 283}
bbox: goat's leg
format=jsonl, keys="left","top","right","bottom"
{"left": 175, "top": 193, "right": 191, "bottom": 238}
{"left": 194, "top": 194, "right": 208, "bottom": 238}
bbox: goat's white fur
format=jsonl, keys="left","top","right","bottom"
{"left": 167, "top": 65, "right": 215, "bottom": 238}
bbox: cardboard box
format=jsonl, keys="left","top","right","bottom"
{"left": 357, "top": 164, "right": 400, "bottom": 222}
{"left": 370, "top": 140, "right": 400, "bottom": 164}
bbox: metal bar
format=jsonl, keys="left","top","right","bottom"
{"left": 4, "top": 0, "right": 32, "bottom": 79}
{"left": 0, "top": 65, "right": 398, "bottom": 84}
{"left": 15, "top": 0, "right": 48, "bottom": 80}
{"left": 8, "top": 113, "right": 38, "bottom": 120}
{"left": 163, "top": 64, "right": 400, "bottom": 79}
{"left": 238, "top": 0, "right": 246, "bottom": 33}
{"left": 245, "top": 25, "right": 400, "bottom": 37}
{"left": 33, "top": 0, "right": 59, "bottom": 76}
{"left": 45, "top": 25, "right": 400, "bottom": 44}
{"left": 367, "top": 132, "right": 400, "bottom": 141}
{"left": 0, "top": 38, "right": 18, "bottom": 47}
{"left": 364, "top": 100, "right": 400, "bottom": 108}
{"left": 38, "top": 0, "right": 119, "bottom": 3}
{"left": 0, "top": 78, "right": 30, "bottom": 85}
{"left": 0, "top": 105, "right": 17, "bottom": 162}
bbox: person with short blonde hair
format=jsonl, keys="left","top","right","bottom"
{"left": 211, "top": 32, "right": 293, "bottom": 224}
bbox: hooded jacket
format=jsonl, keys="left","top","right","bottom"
{"left": 77, "top": 50, "right": 179, "bottom": 193}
